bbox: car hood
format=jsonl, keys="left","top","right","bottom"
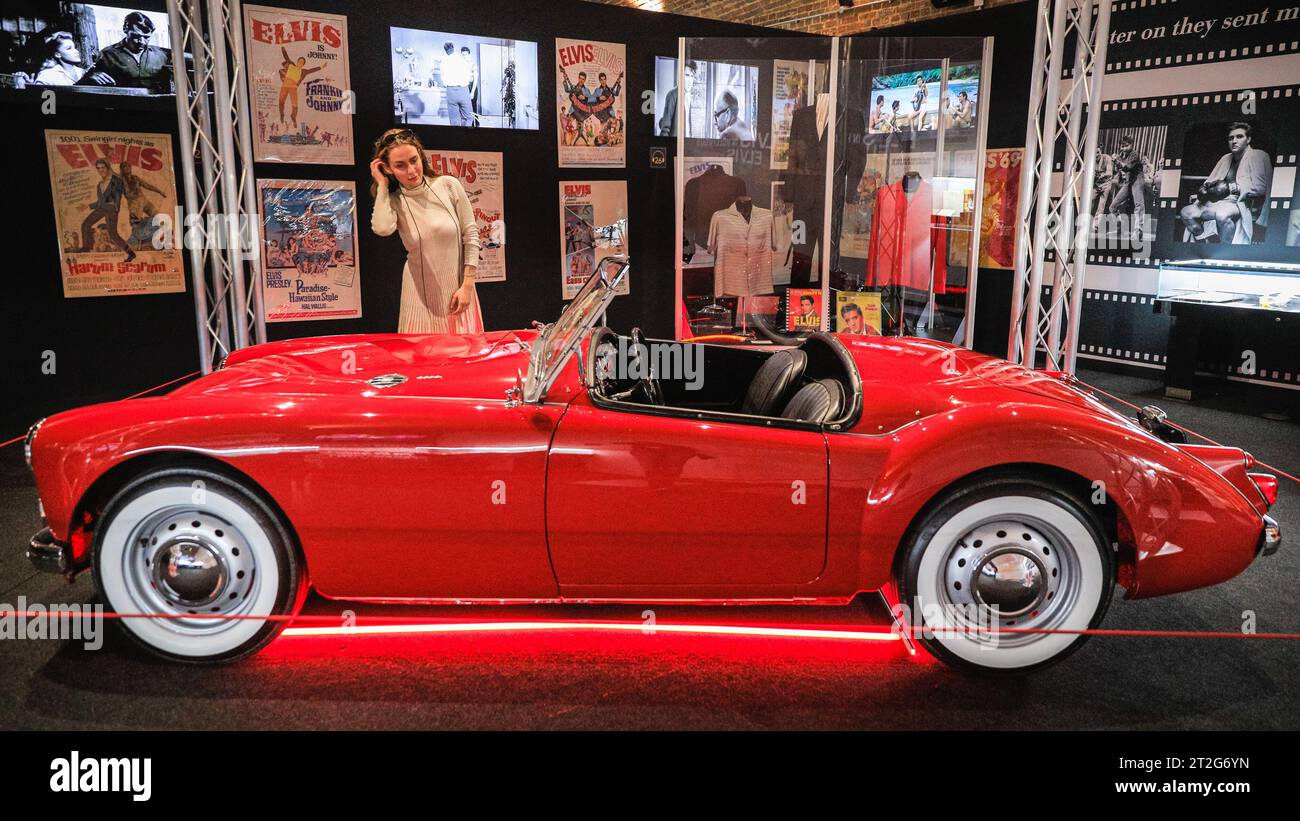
{"left": 839, "top": 335, "right": 1133, "bottom": 432}
{"left": 172, "top": 331, "right": 538, "bottom": 401}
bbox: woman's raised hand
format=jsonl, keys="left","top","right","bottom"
{"left": 369, "top": 158, "right": 388, "bottom": 189}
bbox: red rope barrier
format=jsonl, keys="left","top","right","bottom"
{"left": 120, "top": 370, "right": 201, "bottom": 400}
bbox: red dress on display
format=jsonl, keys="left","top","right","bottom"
{"left": 866, "top": 176, "right": 947, "bottom": 293}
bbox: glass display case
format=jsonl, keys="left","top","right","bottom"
{"left": 1155, "top": 258, "right": 1300, "bottom": 313}
{"left": 673, "top": 35, "right": 993, "bottom": 347}
{"left": 830, "top": 36, "right": 991, "bottom": 345}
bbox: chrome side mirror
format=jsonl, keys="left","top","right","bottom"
{"left": 505, "top": 368, "right": 524, "bottom": 408}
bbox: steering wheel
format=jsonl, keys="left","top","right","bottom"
{"left": 629, "top": 327, "right": 664, "bottom": 406}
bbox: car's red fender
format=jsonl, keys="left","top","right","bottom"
{"left": 830, "top": 402, "right": 1264, "bottom": 599}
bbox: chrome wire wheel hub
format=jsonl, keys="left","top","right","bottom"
{"left": 123, "top": 509, "right": 260, "bottom": 632}
{"left": 943, "top": 519, "right": 1077, "bottom": 646}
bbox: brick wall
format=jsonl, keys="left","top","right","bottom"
{"left": 582, "top": 0, "right": 1029, "bottom": 35}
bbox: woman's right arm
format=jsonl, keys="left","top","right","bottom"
{"left": 371, "top": 186, "right": 398, "bottom": 237}
{"left": 370, "top": 157, "right": 398, "bottom": 237}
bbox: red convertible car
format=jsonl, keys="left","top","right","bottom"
{"left": 25, "top": 260, "right": 1281, "bottom": 672}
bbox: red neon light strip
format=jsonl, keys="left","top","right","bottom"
{"left": 0, "top": 610, "right": 899, "bottom": 642}
{"left": 280, "top": 620, "right": 902, "bottom": 641}
{"left": 12, "top": 611, "right": 1300, "bottom": 641}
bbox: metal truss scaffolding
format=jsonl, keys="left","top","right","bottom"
{"left": 167, "top": 0, "right": 264, "bottom": 374}
{"left": 1007, "top": 0, "right": 1111, "bottom": 372}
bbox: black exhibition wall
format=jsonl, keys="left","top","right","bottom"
{"left": 1, "top": 0, "right": 188, "bottom": 436}
{"left": 0, "top": 0, "right": 781, "bottom": 434}
{"left": 877, "top": 0, "right": 1300, "bottom": 400}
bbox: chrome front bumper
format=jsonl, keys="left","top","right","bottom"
{"left": 1260, "top": 515, "right": 1281, "bottom": 557}
{"left": 28, "top": 527, "right": 70, "bottom": 574}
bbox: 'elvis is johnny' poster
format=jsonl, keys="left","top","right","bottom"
{"left": 560, "top": 180, "right": 629, "bottom": 299}
{"left": 44, "top": 129, "right": 184, "bottom": 298}
{"left": 556, "top": 38, "right": 626, "bottom": 168}
{"left": 426, "top": 150, "right": 506, "bottom": 282}
{"left": 244, "top": 5, "right": 353, "bottom": 164}
{"left": 256, "top": 179, "right": 361, "bottom": 322}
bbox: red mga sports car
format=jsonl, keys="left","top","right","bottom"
{"left": 24, "top": 259, "right": 1281, "bottom": 672}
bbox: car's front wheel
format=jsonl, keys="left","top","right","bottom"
{"left": 92, "top": 467, "right": 306, "bottom": 662}
{"left": 897, "top": 478, "right": 1115, "bottom": 674}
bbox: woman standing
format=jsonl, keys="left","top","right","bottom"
{"left": 369, "top": 128, "right": 482, "bottom": 333}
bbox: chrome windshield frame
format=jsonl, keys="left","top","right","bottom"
{"left": 521, "top": 256, "right": 629, "bottom": 404}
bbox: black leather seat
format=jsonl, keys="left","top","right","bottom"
{"left": 781, "top": 379, "right": 845, "bottom": 424}
{"left": 741, "top": 349, "right": 808, "bottom": 416}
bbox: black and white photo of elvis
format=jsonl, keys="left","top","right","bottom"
{"left": 660, "top": 57, "right": 758, "bottom": 141}
{"left": 0, "top": 5, "right": 173, "bottom": 95}
{"left": 1091, "top": 125, "right": 1165, "bottom": 243}
{"left": 1178, "top": 121, "right": 1274, "bottom": 245}
{"left": 654, "top": 56, "right": 697, "bottom": 138}
{"left": 390, "top": 27, "right": 538, "bottom": 130}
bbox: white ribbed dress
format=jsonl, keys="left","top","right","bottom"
{"left": 371, "top": 175, "right": 484, "bottom": 334}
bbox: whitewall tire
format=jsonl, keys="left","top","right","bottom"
{"left": 897, "top": 479, "right": 1114, "bottom": 674}
{"left": 92, "top": 467, "right": 305, "bottom": 662}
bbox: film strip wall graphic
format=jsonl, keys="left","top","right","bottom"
{"left": 1040, "top": 0, "right": 1300, "bottom": 387}
{"left": 1073, "top": 80, "right": 1300, "bottom": 389}
{"left": 1048, "top": 82, "right": 1300, "bottom": 272}
{"left": 1092, "top": 0, "right": 1300, "bottom": 77}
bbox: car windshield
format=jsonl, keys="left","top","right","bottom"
{"left": 523, "top": 256, "right": 628, "bottom": 402}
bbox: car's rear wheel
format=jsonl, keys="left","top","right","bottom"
{"left": 897, "top": 478, "right": 1114, "bottom": 674}
{"left": 92, "top": 467, "right": 305, "bottom": 663}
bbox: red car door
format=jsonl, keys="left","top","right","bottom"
{"left": 546, "top": 393, "right": 830, "bottom": 595}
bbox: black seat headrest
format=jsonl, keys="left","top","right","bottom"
{"left": 741, "top": 349, "right": 808, "bottom": 416}
{"left": 781, "top": 379, "right": 845, "bottom": 424}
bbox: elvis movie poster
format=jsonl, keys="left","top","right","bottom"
{"left": 243, "top": 5, "right": 353, "bottom": 165}
{"left": 256, "top": 179, "right": 361, "bottom": 322}
{"left": 426, "top": 149, "right": 506, "bottom": 283}
{"left": 44, "top": 129, "right": 183, "bottom": 298}
{"left": 560, "top": 180, "right": 629, "bottom": 298}
{"left": 980, "top": 148, "right": 1023, "bottom": 270}
{"left": 556, "top": 38, "right": 626, "bottom": 168}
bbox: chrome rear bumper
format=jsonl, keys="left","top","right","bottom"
{"left": 1259, "top": 515, "right": 1281, "bottom": 557}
